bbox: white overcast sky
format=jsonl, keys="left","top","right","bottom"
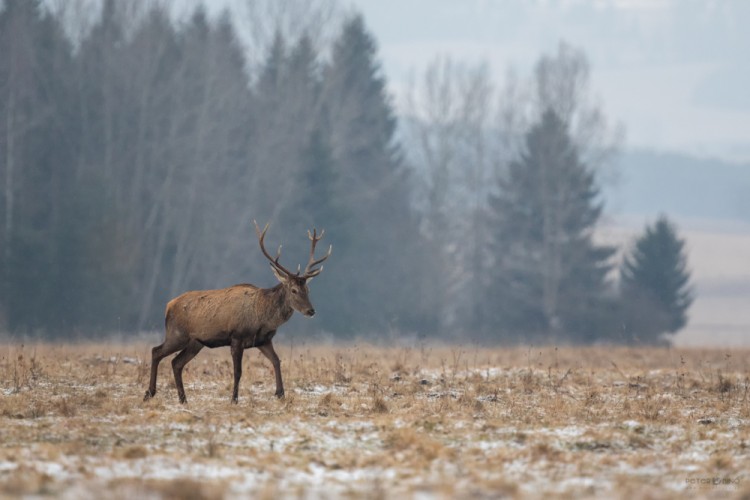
{"left": 344, "top": 0, "right": 750, "bottom": 163}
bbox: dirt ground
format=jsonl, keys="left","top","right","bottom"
{"left": 1, "top": 341, "right": 748, "bottom": 499}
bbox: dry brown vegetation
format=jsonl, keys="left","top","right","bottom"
{"left": 1, "top": 340, "right": 749, "bottom": 499}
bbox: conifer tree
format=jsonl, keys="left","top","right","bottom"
{"left": 485, "top": 109, "right": 615, "bottom": 342}
{"left": 619, "top": 216, "right": 693, "bottom": 343}
{"left": 320, "top": 15, "right": 425, "bottom": 334}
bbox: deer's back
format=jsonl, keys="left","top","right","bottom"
{"left": 166, "top": 284, "right": 268, "bottom": 339}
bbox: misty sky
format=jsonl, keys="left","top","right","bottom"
{"left": 125, "top": 0, "right": 749, "bottom": 163}
{"left": 345, "top": 0, "right": 750, "bottom": 163}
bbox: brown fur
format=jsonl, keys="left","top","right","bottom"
{"left": 164, "top": 284, "right": 293, "bottom": 349}
{"left": 144, "top": 279, "right": 314, "bottom": 404}
{"left": 144, "top": 223, "right": 329, "bottom": 405}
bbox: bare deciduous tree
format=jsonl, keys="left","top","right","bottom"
{"left": 404, "top": 56, "right": 496, "bottom": 334}
{"left": 239, "top": 0, "right": 340, "bottom": 72}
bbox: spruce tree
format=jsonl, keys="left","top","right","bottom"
{"left": 619, "top": 216, "right": 693, "bottom": 343}
{"left": 275, "top": 34, "right": 327, "bottom": 241}
{"left": 485, "top": 109, "right": 615, "bottom": 342}
{"left": 320, "top": 15, "right": 426, "bottom": 334}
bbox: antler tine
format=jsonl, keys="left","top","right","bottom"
{"left": 303, "top": 227, "right": 332, "bottom": 278}
{"left": 253, "top": 220, "right": 295, "bottom": 276}
{"left": 308, "top": 228, "right": 325, "bottom": 242}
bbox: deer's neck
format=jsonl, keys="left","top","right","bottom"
{"left": 264, "top": 284, "right": 294, "bottom": 327}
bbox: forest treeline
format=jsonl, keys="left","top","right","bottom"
{"left": 0, "top": 0, "right": 692, "bottom": 344}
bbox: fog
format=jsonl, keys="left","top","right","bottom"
{"left": 1, "top": 0, "right": 746, "bottom": 345}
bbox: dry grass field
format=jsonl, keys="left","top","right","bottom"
{"left": 1, "top": 341, "right": 749, "bottom": 499}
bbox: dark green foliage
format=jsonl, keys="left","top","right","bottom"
{"left": 619, "top": 216, "right": 693, "bottom": 343}
{"left": 485, "top": 109, "right": 616, "bottom": 342}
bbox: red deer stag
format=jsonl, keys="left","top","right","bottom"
{"left": 143, "top": 221, "right": 331, "bottom": 404}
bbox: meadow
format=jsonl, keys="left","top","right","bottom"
{"left": 1, "top": 340, "right": 748, "bottom": 499}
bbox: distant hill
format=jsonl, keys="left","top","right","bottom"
{"left": 604, "top": 150, "right": 750, "bottom": 224}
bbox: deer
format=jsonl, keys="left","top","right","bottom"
{"left": 143, "top": 221, "right": 331, "bottom": 405}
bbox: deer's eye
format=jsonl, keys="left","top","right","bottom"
{"left": 291, "top": 289, "right": 298, "bottom": 295}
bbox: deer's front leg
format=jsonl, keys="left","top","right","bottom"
{"left": 230, "top": 339, "right": 243, "bottom": 404}
{"left": 258, "top": 338, "right": 284, "bottom": 398}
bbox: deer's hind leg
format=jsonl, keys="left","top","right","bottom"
{"left": 144, "top": 333, "right": 189, "bottom": 401}
{"left": 258, "top": 339, "right": 284, "bottom": 398}
{"left": 171, "top": 339, "right": 204, "bottom": 404}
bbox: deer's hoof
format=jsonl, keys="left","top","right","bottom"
{"left": 231, "top": 398, "right": 239, "bottom": 405}
{"left": 275, "top": 390, "right": 285, "bottom": 399}
{"left": 143, "top": 390, "right": 154, "bottom": 402}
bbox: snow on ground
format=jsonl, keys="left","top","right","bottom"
{"left": 1, "top": 344, "right": 749, "bottom": 498}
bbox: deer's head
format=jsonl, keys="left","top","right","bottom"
{"left": 254, "top": 221, "right": 332, "bottom": 317}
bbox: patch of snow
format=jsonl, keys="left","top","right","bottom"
{"left": 31, "top": 461, "right": 70, "bottom": 479}
{"left": 543, "top": 425, "right": 587, "bottom": 439}
{"left": 727, "top": 417, "right": 744, "bottom": 428}
{"left": 294, "top": 384, "right": 348, "bottom": 395}
{"left": 622, "top": 420, "right": 644, "bottom": 430}
{"left": 0, "top": 461, "right": 18, "bottom": 473}
{"left": 476, "top": 439, "right": 516, "bottom": 451}
{"left": 89, "top": 457, "right": 246, "bottom": 481}
{"left": 557, "top": 476, "right": 600, "bottom": 490}
{"left": 303, "top": 462, "right": 397, "bottom": 485}
{"left": 680, "top": 450, "right": 711, "bottom": 462}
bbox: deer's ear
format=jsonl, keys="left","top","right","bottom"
{"left": 271, "top": 266, "right": 288, "bottom": 283}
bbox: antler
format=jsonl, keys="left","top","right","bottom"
{"left": 303, "top": 228, "right": 332, "bottom": 278}
{"left": 254, "top": 220, "right": 296, "bottom": 277}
